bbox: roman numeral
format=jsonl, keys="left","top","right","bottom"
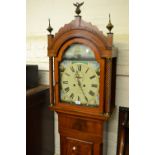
{"left": 63, "top": 81, "right": 68, "bottom": 84}
{"left": 65, "top": 73, "right": 70, "bottom": 76}
{"left": 90, "top": 75, "right": 96, "bottom": 79}
{"left": 85, "top": 68, "right": 89, "bottom": 73}
{"left": 77, "top": 65, "right": 81, "bottom": 71}
{"left": 70, "top": 93, "right": 74, "bottom": 99}
{"left": 64, "top": 87, "right": 70, "bottom": 93}
{"left": 89, "top": 90, "right": 95, "bottom": 96}
{"left": 70, "top": 66, "right": 75, "bottom": 72}
{"left": 91, "top": 84, "right": 98, "bottom": 88}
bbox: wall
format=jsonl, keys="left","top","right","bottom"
{"left": 26, "top": 0, "right": 129, "bottom": 155}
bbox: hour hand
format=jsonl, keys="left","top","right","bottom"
{"left": 75, "top": 71, "right": 82, "bottom": 86}
{"left": 75, "top": 71, "right": 88, "bottom": 103}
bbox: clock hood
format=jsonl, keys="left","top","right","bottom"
{"left": 48, "top": 17, "right": 114, "bottom": 58}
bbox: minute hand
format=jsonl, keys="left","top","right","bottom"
{"left": 76, "top": 71, "right": 88, "bottom": 102}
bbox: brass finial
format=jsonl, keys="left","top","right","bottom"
{"left": 106, "top": 14, "right": 114, "bottom": 33}
{"left": 73, "top": 2, "right": 84, "bottom": 17}
{"left": 47, "top": 19, "right": 53, "bottom": 34}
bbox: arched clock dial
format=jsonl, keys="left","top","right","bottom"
{"left": 60, "top": 61, "right": 100, "bottom": 106}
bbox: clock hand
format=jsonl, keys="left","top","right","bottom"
{"left": 77, "top": 80, "right": 88, "bottom": 102}
{"left": 75, "top": 71, "right": 88, "bottom": 103}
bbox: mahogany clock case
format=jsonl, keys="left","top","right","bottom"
{"left": 47, "top": 4, "right": 117, "bottom": 155}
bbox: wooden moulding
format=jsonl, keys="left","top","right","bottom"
{"left": 48, "top": 17, "right": 114, "bottom": 58}
{"left": 49, "top": 106, "right": 111, "bottom": 121}
{"left": 53, "top": 38, "right": 105, "bottom": 116}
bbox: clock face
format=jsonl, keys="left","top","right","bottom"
{"left": 59, "top": 44, "right": 100, "bottom": 107}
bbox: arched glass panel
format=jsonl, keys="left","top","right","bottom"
{"left": 63, "top": 44, "right": 95, "bottom": 59}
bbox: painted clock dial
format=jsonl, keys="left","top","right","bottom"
{"left": 59, "top": 44, "right": 100, "bottom": 107}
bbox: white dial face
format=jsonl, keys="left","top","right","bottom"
{"left": 60, "top": 61, "right": 100, "bottom": 106}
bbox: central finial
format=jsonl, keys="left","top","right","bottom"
{"left": 73, "top": 2, "right": 84, "bottom": 17}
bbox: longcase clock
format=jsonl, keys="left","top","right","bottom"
{"left": 47, "top": 2, "right": 117, "bottom": 155}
